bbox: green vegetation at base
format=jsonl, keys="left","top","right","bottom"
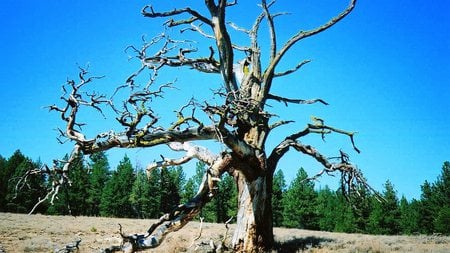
{"left": 1, "top": 150, "right": 449, "bottom": 235}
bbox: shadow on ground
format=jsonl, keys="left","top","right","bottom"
{"left": 273, "top": 236, "right": 334, "bottom": 252}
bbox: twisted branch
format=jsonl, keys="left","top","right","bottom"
{"left": 104, "top": 153, "right": 232, "bottom": 252}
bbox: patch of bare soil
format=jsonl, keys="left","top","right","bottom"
{"left": 0, "top": 212, "right": 449, "bottom": 252}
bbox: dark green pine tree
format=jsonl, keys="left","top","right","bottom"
{"left": 282, "top": 168, "right": 318, "bottom": 229}
{"left": 146, "top": 167, "right": 162, "bottom": 218}
{"left": 129, "top": 168, "right": 152, "bottom": 218}
{"left": 0, "top": 154, "right": 9, "bottom": 212}
{"left": 182, "top": 161, "right": 206, "bottom": 202}
{"left": 66, "top": 154, "right": 90, "bottom": 216}
{"left": 5, "top": 156, "right": 46, "bottom": 213}
{"left": 418, "top": 180, "right": 435, "bottom": 234}
{"left": 432, "top": 161, "right": 450, "bottom": 234}
{"left": 368, "top": 180, "right": 401, "bottom": 234}
{"left": 226, "top": 174, "right": 238, "bottom": 221}
{"left": 159, "top": 166, "right": 185, "bottom": 214}
{"left": 381, "top": 180, "right": 401, "bottom": 234}
{"left": 333, "top": 190, "right": 357, "bottom": 233}
{"left": 87, "top": 152, "right": 110, "bottom": 216}
{"left": 182, "top": 177, "right": 197, "bottom": 204}
{"left": 46, "top": 154, "right": 89, "bottom": 216}
{"left": 367, "top": 196, "right": 383, "bottom": 234}
{"left": 213, "top": 173, "right": 237, "bottom": 223}
{"left": 272, "top": 169, "right": 286, "bottom": 227}
{"left": 100, "top": 155, "right": 135, "bottom": 217}
{"left": 99, "top": 173, "right": 114, "bottom": 217}
{"left": 399, "top": 196, "right": 420, "bottom": 234}
{"left": 316, "top": 186, "right": 337, "bottom": 232}
{"left": 1, "top": 150, "right": 27, "bottom": 212}
{"left": 434, "top": 206, "right": 450, "bottom": 235}
{"left": 350, "top": 186, "right": 372, "bottom": 233}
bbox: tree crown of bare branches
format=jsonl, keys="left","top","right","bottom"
{"left": 20, "top": 0, "right": 382, "bottom": 251}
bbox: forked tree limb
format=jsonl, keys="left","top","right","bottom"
{"left": 23, "top": 0, "right": 368, "bottom": 251}
{"left": 142, "top": 5, "right": 213, "bottom": 27}
{"left": 261, "top": 0, "right": 357, "bottom": 98}
{"left": 26, "top": 144, "right": 82, "bottom": 214}
{"left": 146, "top": 142, "right": 219, "bottom": 176}
{"left": 268, "top": 119, "right": 367, "bottom": 197}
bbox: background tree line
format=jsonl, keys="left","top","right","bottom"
{"left": 1, "top": 149, "right": 448, "bottom": 235}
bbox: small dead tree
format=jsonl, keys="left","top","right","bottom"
{"left": 24, "top": 0, "right": 376, "bottom": 251}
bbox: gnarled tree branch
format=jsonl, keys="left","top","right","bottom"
{"left": 106, "top": 152, "right": 233, "bottom": 252}
{"left": 23, "top": 1, "right": 371, "bottom": 251}
{"left": 262, "top": 0, "right": 357, "bottom": 99}
{"left": 267, "top": 94, "right": 329, "bottom": 106}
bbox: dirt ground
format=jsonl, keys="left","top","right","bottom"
{"left": 0, "top": 212, "right": 449, "bottom": 252}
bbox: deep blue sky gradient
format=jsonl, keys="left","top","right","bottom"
{"left": 1, "top": 0, "right": 449, "bottom": 199}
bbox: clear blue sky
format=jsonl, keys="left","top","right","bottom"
{"left": 1, "top": 0, "right": 449, "bottom": 200}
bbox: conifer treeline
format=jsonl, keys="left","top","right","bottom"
{"left": 0, "top": 150, "right": 449, "bottom": 235}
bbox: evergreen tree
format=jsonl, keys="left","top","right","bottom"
{"left": 282, "top": 168, "right": 318, "bottom": 229}
{"left": 87, "top": 152, "right": 110, "bottom": 216}
{"left": 129, "top": 168, "right": 152, "bottom": 218}
{"left": 333, "top": 190, "right": 357, "bottom": 233}
{"left": 159, "top": 166, "right": 185, "bottom": 214}
{"left": 432, "top": 161, "right": 450, "bottom": 234}
{"left": 146, "top": 167, "right": 162, "bottom": 218}
{"left": 99, "top": 173, "right": 114, "bottom": 217}
{"left": 0, "top": 154, "right": 8, "bottom": 211}
{"left": 67, "top": 154, "right": 90, "bottom": 216}
{"left": 368, "top": 180, "right": 401, "bottom": 234}
{"left": 272, "top": 169, "right": 286, "bottom": 227}
{"left": 382, "top": 180, "right": 401, "bottom": 234}
{"left": 5, "top": 157, "right": 46, "bottom": 213}
{"left": 226, "top": 174, "right": 238, "bottom": 221}
{"left": 367, "top": 196, "right": 383, "bottom": 234}
{"left": 399, "top": 196, "right": 420, "bottom": 234}
{"left": 419, "top": 180, "right": 435, "bottom": 234}
{"left": 100, "top": 155, "right": 135, "bottom": 217}
{"left": 316, "top": 186, "right": 337, "bottom": 231}
{"left": 434, "top": 206, "right": 450, "bottom": 235}
{"left": 213, "top": 173, "right": 237, "bottom": 223}
{"left": 182, "top": 177, "right": 197, "bottom": 204}
{"left": 350, "top": 186, "right": 372, "bottom": 233}
{"left": 182, "top": 161, "right": 207, "bottom": 202}
{"left": 47, "top": 154, "right": 89, "bottom": 216}
{"left": 1, "top": 150, "right": 27, "bottom": 212}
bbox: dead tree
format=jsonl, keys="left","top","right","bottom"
{"left": 26, "top": 0, "right": 376, "bottom": 251}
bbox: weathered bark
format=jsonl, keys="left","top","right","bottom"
{"left": 24, "top": 1, "right": 375, "bottom": 252}
{"left": 232, "top": 170, "right": 274, "bottom": 252}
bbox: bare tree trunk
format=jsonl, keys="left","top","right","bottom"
{"left": 232, "top": 170, "right": 274, "bottom": 252}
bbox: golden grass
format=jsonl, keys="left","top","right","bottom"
{"left": 0, "top": 213, "right": 448, "bottom": 252}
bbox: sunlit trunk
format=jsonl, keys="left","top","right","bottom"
{"left": 232, "top": 170, "right": 274, "bottom": 252}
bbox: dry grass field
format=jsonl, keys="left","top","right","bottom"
{"left": 0, "top": 212, "right": 449, "bottom": 252}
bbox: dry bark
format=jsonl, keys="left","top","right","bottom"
{"left": 20, "top": 0, "right": 375, "bottom": 252}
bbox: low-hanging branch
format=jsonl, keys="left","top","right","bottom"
{"left": 105, "top": 152, "right": 233, "bottom": 252}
